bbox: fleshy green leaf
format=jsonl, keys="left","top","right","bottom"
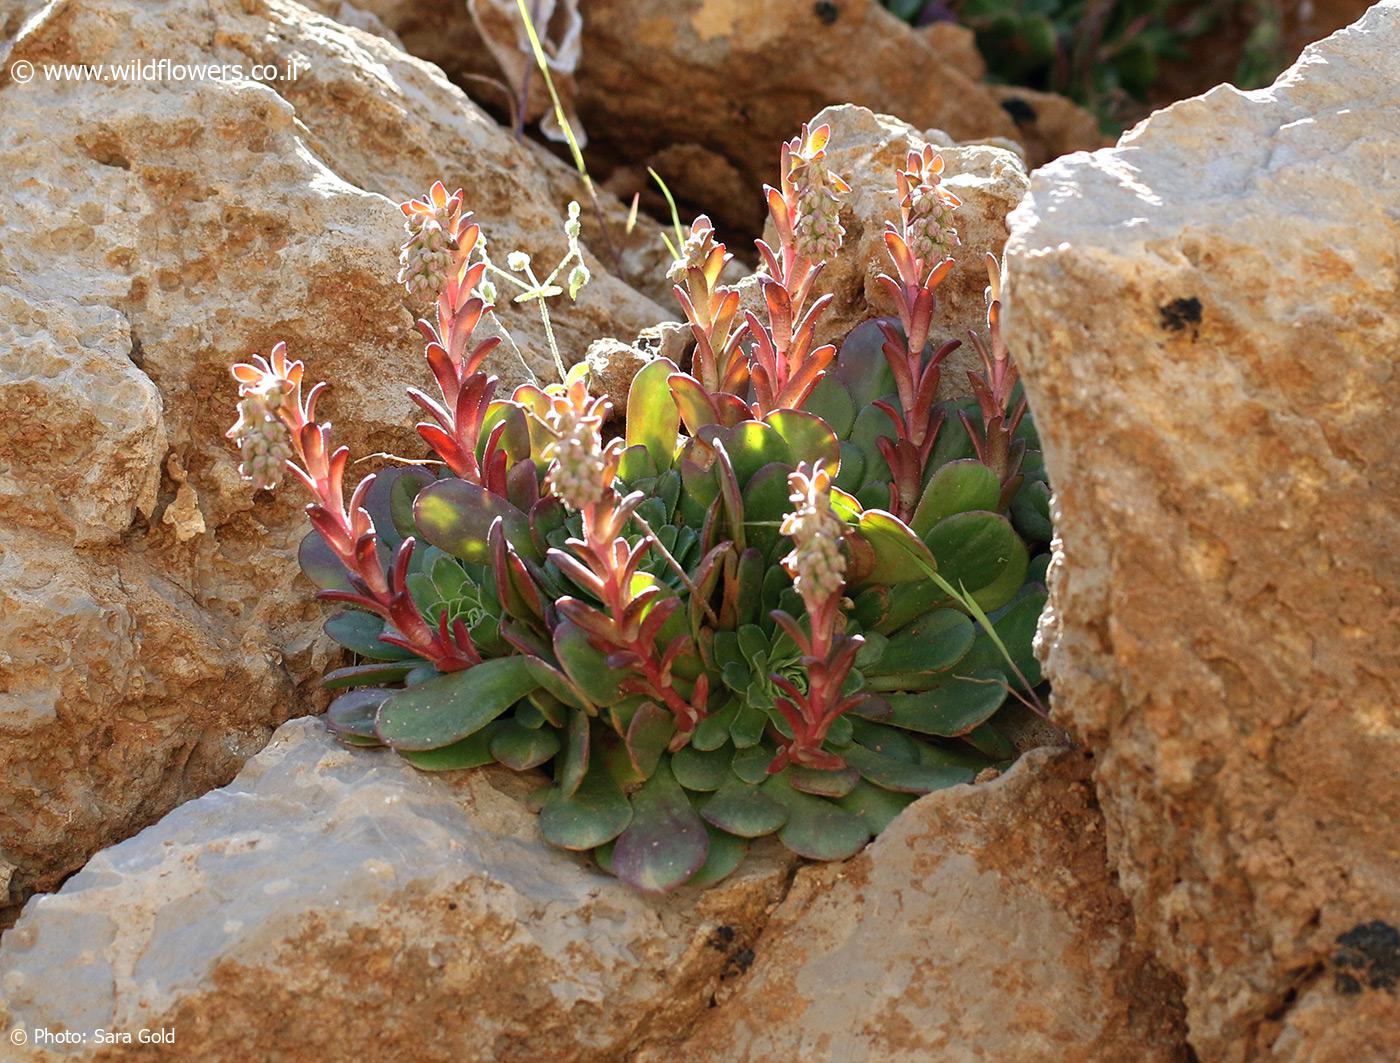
{"left": 553, "top": 619, "right": 625, "bottom": 706}
{"left": 671, "top": 743, "right": 733, "bottom": 792}
{"left": 910, "top": 460, "right": 1002, "bottom": 538}
{"left": 298, "top": 531, "right": 354, "bottom": 592}
{"left": 323, "top": 611, "right": 416, "bottom": 661}
{"left": 851, "top": 509, "right": 937, "bottom": 588}
{"left": 764, "top": 409, "right": 840, "bottom": 477}
{"left": 802, "top": 375, "right": 856, "bottom": 439}
{"left": 700, "top": 776, "right": 788, "bottom": 837}
{"left": 1011, "top": 477, "right": 1053, "bottom": 543}
{"left": 730, "top": 744, "right": 773, "bottom": 784}
{"left": 959, "top": 586, "right": 1049, "bottom": 686}
{"left": 625, "top": 701, "right": 676, "bottom": 778}
{"left": 787, "top": 764, "right": 860, "bottom": 798}
{"left": 399, "top": 725, "right": 498, "bottom": 771}
{"left": 612, "top": 760, "right": 709, "bottom": 892}
{"left": 925, "top": 511, "right": 1019, "bottom": 591}
{"left": 842, "top": 741, "right": 978, "bottom": 794}
{"left": 837, "top": 779, "right": 917, "bottom": 833}
{"left": 692, "top": 698, "right": 739, "bottom": 751}
{"left": 617, "top": 444, "right": 658, "bottom": 485}
{"left": 730, "top": 703, "right": 769, "bottom": 749}
{"left": 684, "top": 825, "right": 748, "bottom": 888}
{"left": 361, "top": 467, "right": 431, "bottom": 551}
{"left": 701, "top": 420, "right": 792, "bottom": 488}
{"left": 325, "top": 687, "right": 391, "bottom": 742}
{"left": 375, "top": 657, "right": 537, "bottom": 750}
{"left": 763, "top": 773, "right": 871, "bottom": 859}
{"left": 883, "top": 669, "right": 1010, "bottom": 736}
{"left": 540, "top": 754, "right": 633, "bottom": 851}
{"left": 833, "top": 318, "right": 898, "bottom": 409}
{"left": 414, "top": 479, "right": 536, "bottom": 564}
{"left": 969, "top": 535, "right": 1029, "bottom": 613}
{"left": 558, "top": 709, "right": 591, "bottom": 798}
{"left": 489, "top": 718, "right": 562, "bottom": 770}
{"left": 865, "top": 609, "right": 974, "bottom": 678}
{"left": 322, "top": 661, "right": 417, "bottom": 690}
{"left": 626, "top": 358, "right": 681, "bottom": 473}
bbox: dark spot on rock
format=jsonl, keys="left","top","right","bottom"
{"left": 814, "top": 1, "right": 839, "bottom": 26}
{"left": 447, "top": 901, "right": 458, "bottom": 911}
{"left": 1000, "top": 97, "right": 1038, "bottom": 128}
{"left": 1333, "top": 920, "right": 1400, "bottom": 994}
{"left": 707, "top": 924, "right": 735, "bottom": 950}
{"left": 1160, "top": 296, "right": 1203, "bottom": 332}
{"left": 78, "top": 133, "right": 131, "bottom": 170}
{"left": 1265, "top": 985, "right": 1300, "bottom": 1020}
{"left": 734, "top": 947, "right": 755, "bottom": 972}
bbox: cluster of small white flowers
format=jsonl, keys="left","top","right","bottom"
{"left": 543, "top": 400, "right": 607, "bottom": 511}
{"left": 780, "top": 467, "right": 846, "bottom": 607}
{"left": 791, "top": 155, "right": 847, "bottom": 261}
{"left": 397, "top": 201, "right": 455, "bottom": 303}
{"left": 666, "top": 217, "right": 717, "bottom": 283}
{"left": 904, "top": 180, "right": 960, "bottom": 265}
{"left": 230, "top": 381, "right": 293, "bottom": 491}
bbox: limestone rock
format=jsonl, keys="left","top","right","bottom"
{"left": 579, "top": 0, "right": 1028, "bottom": 202}
{"left": 0, "top": 718, "right": 795, "bottom": 1062}
{"left": 0, "top": 0, "right": 666, "bottom": 917}
{"left": 990, "top": 85, "right": 1110, "bottom": 167}
{"left": 1003, "top": 4, "right": 1400, "bottom": 1056}
{"left": 340, "top": 0, "right": 1098, "bottom": 228}
{"left": 635, "top": 319, "right": 694, "bottom": 368}
{"left": 582, "top": 336, "right": 650, "bottom": 417}
{"left": 0, "top": 290, "right": 166, "bottom": 546}
{"left": 764, "top": 104, "right": 1029, "bottom": 401}
{"left": 655, "top": 749, "right": 1186, "bottom": 1061}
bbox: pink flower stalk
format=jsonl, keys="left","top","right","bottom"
{"left": 670, "top": 216, "right": 749, "bottom": 405}
{"left": 541, "top": 380, "right": 710, "bottom": 741}
{"left": 875, "top": 146, "right": 965, "bottom": 520}
{"left": 767, "top": 463, "right": 867, "bottom": 772}
{"left": 227, "top": 343, "right": 481, "bottom": 672}
{"left": 399, "top": 183, "right": 526, "bottom": 502}
{"left": 962, "top": 253, "right": 1028, "bottom": 504}
{"left": 747, "top": 123, "right": 849, "bottom": 417}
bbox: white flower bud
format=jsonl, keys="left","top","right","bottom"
{"left": 780, "top": 465, "right": 846, "bottom": 609}
{"left": 567, "top": 263, "right": 591, "bottom": 299}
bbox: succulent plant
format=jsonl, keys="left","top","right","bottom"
{"left": 229, "top": 130, "right": 1058, "bottom": 893}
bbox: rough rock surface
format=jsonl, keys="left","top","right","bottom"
{"left": 760, "top": 104, "right": 1030, "bottom": 400}
{"left": 990, "top": 85, "right": 1110, "bottom": 167}
{"left": 577, "top": 0, "right": 1022, "bottom": 192}
{"left": 582, "top": 336, "right": 649, "bottom": 418}
{"left": 1003, "top": 5, "right": 1400, "bottom": 1057}
{"left": 341, "top": 0, "right": 1094, "bottom": 219}
{"left": 0, "top": 0, "right": 667, "bottom": 918}
{"left": 0, "top": 718, "right": 796, "bottom": 1061}
{"left": 656, "top": 749, "right": 1186, "bottom": 1061}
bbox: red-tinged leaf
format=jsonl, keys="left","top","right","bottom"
{"left": 625, "top": 701, "right": 676, "bottom": 778}
{"left": 612, "top": 760, "right": 709, "bottom": 892}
